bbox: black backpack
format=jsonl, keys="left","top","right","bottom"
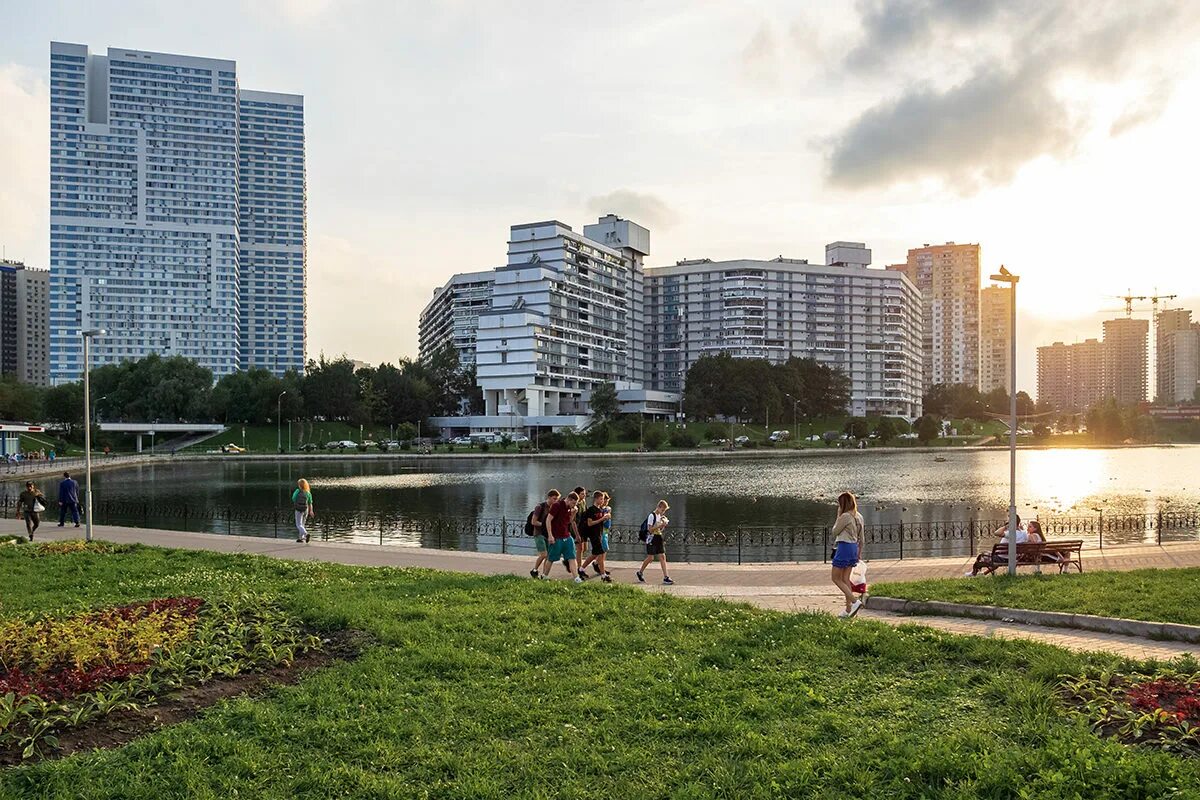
{"left": 525, "top": 503, "right": 546, "bottom": 537}
{"left": 638, "top": 513, "right": 655, "bottom": 543}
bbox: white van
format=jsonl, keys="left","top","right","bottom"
{"left": 469, "top": 432, "right": 499, "bottom": 445}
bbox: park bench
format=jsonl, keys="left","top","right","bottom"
{"left": 977, "top": 540, "right": 1084, "bottom": 575}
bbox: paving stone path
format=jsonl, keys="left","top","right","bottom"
{"left": 7, "top": 520, "right": 1198, "bottom": 661}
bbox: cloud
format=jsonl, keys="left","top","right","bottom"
{"left": 1110, "top": 78, "right": 1174, "bottom": 137}
{"left": 0, "top": 65, "right": 48, "bottom": 265}
{"left": 827, "top": 1, "right": 1193, "bottom": 191}
{"left": 740, "top": 22, "right": 778, "bottom": 86}
{"left": 586, "top": 190, "right": 678, "bottom": 231}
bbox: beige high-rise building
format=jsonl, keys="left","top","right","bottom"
{"left": 888, "top": 242, "right": 980, "bottom": 389}
{"left": 979, "top": 285, "right": 1011, "bottom": 393}
{"left": 1102, "top": 318, "right": 1149, "bottom": 406}
{"left": 1037, "top": 338, "right": 1105, "bottom": 412}
{"left": 1037, "top": 342, "right": 1073, "bottom": 411}
{"left": 0, "top": 260, "right": 49, "bottom": 386}
{"left": 1156, "top": 308, "right": 1193, "bottom": 403}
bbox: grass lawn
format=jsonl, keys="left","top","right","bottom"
{"left": 0, "top": 545, "right": 1197, "bottom": 798}
{"left": 874, "top": 568, "right": 1200, "bottom": 627}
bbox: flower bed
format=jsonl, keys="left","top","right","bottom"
{"left": 1061, "top": 669, "right": 1200, "bottom": 754}
{"left": 0, "top": 593, "right": 320, "bottom": 759}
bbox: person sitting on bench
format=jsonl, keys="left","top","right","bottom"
{"left": 966, "top": 516, "right": 1028, "bottom": 577}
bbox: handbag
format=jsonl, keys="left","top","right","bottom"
{"left": 33, "top": 498, "right": 46, "bottom": 513}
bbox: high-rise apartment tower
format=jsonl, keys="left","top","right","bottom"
{"left": 48, "top": 42, "right": 305, "bottom": 382}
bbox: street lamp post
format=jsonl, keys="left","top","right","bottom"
{"left": 277, "top": 391, "right": 287, "bottom": 453}
{"left": 81, "top": 329, "right": 105, "bottom": 542}
{"left": 785, "top": 393, "right": 801, "bottom": 443}
{"left": 989, "top": 266, "right": 1020, "bottom": 576}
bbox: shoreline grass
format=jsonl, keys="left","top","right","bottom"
{"left": 1, "top": 544, "right": 1197, "bottom": 798}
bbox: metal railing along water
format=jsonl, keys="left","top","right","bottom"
{"left": 4, "top": 497, "right": 1198, "bottom": 564}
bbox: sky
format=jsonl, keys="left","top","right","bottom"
{"left": 1, "top": 0, "right": 1198, "bottom": 392}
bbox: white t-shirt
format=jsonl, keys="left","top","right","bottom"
{"left": 645, "top": 513, "right": 666, "bottom": 535}
{"left": 999, "top": 529, "right": 1029, "bottom": 545}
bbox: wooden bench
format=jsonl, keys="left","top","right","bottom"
{"left": 975, "top": 540, "right": 1083, "bottom": 575}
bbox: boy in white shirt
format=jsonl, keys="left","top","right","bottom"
{"left": 636, "top": 500, "right": 674, "bottom": 585}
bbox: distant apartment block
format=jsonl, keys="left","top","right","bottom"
{"left": 1156, "top": 308, "right": 1196, "bottom": 404}
{"left": 644, "top": 242, "right": 923, "bottom": 419}
{"left": 0, "top": 261, "right": 50, "bottom": 386}
{"left": 48, "top": 42, "right": 305, "bottom": 382}
{"left": 421, "top": 224, "right": 927, "bottom": 431}
{"left": 979, "top": 284, "right": 1011, "bottom": 394}
{"left": 888, "top": 242, "right": 980, "bottom": 390}
{"left": 418, "top": 270, "right": 496, "bottom": 367}
{"left": 1102, "top": 317, "right": 1149, "bottom": 406}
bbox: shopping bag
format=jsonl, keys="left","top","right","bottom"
{"left": 849, "top": 561, "right": 868, "bottom": 595}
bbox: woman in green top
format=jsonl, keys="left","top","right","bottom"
{"left": 16, "top": 481, "right": 46, "bottom": 541}
{"left": 292, "top": 478, "right": 315, "bottom": 543}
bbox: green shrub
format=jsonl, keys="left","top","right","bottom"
{"left": 584, "top": 424, "right": 611, "bottom": 448}
{"left": 668, "top": 428, "right": 699, "bottom": 448}
{"left": 643, "top": 426, "right": 666, "bottom": 450}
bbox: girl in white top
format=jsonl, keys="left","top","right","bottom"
{"left": 830, "top": 491, "right": 865, "bottom": 618}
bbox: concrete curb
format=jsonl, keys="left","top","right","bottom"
{"left": 867, "top": 596, "right": 1200, "bottom": 644}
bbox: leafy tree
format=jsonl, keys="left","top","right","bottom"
{"left": 394, "top": 422, "right": 418, "bottom": 441}
{"left": 303, "top": 356, "right": 362, "bottom": 422}
{"left": 43, "top": 382, "right": 84, "bottom": 430}
{"left": 584, "top": 423, "right": 611, "bottom": 448}
{"left": 588, "top": 382, "right": 619, "bottom": 423}
{"left": 874, "top": 416, "right": 898, "bottom": 445}
{"left": 915, "top": 415, "right": 941, "bottom": 444}
{"left": 844, "top": 416, "right": 870, "bottom": 440}
{"left": 0, "top": 377, "right": 43, "bottom": 422}
{"left": 642, "top": 425, "right": 666, "bottom": 451}
{"left": 668, "top": 428, "right": 700, "bottom": 448}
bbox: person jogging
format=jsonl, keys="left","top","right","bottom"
{"left": 830, "top": 491, "right": 866, "bottom": 618}
{"left": 528, "top": 489, "right": 560, "bottom": 579}
{"left": 292, "top": 478, "right": 315, "bottom": 543}
{"left": 543, "top": 491, "right": 582, "bottom": 582}
{"left": 579, "top": 491, "right": 612, "bottom": 583}
{"left": 636, "top": 500, "right": 673, "bottom": 585}
{"left": 57, "top": 472, "right": 81, "bottom": 528}
{"left": 16, "top": 481, "right": 46, "bottom": 541}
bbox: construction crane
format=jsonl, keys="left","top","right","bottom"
{"left": 1111, "top": 289, "right": 1178, "bottom": 318}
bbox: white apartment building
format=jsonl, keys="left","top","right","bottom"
{"left": 418, "top": 270, "right": 496, "bottom": 367}
{"left": 644, "top": 242, "right": 924, "bottom": 419}
{"left": 425, "top": 216, "right": 676, "bottom": 434}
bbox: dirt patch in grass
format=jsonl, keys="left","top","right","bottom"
{"left": 1, "top": 629, "right": 371, "bottom": 766}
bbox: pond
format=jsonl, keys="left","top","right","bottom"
{"left": 10, "top": 447, "right": 1199, "bottom": 562}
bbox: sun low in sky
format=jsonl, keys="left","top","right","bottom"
{"left": 0, "top": 0, "right": 1197, "bottom": 384}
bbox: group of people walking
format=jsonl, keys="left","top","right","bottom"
{"left": 525, "top": 488, "right": 674, "bottom": 585}
{"left": 13, "top": 472, "right": 82, "bottom": 540}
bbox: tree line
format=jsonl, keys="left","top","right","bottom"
{"left": 681, "top": 354, "right": 852, "bottom": 423}
{"left": 0, "top": 344, "right": 481, "bottom": 432}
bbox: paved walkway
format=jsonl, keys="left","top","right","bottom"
{"left": 5, "top": 520, "right": 1198, "bottom": 661}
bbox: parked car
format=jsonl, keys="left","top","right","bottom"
{"left": 298, "top": 443, "right": 319, "bottom": 452}
{"left": 734, "top": 435, "right": 750, "bottom": 445}
{"left": 382, "top": 440, "right": 400, "bottom": 449}
{"left": 450, "top": 436, "right": 473, "bottom": 446}
{"left": 768, "top": 430, "right": 791, "bottom": 442}
{"left": 326, "top": 440, "right": 357, "bottom": 449}
{"left": 509, "top": 433, "right": 531, "bottom": 443}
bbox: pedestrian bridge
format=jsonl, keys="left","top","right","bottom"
{"left": 98, "top": 423, "right": 226, "bottom": 452}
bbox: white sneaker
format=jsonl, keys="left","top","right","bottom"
{"left": 848, "top": 600, "right": 863, "bottom": 617}
{"left": 574, "top": 576, "right": 583, "bottom": 583}
{"left": 837, "top": 610, "right": 851, "bottom": 619}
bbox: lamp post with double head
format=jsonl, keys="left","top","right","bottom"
{"left": 988, "top": 266, "right": 1020, "bottom": 576}
{"left": 81, "top": 329, "right": 105, "bottom": 542}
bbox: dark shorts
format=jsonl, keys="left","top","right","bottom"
{"left": 588, "top": 533, "right": 606, "bottom": 555}
{"left": 645, "top": 534, "right": 665, "bottom": 556}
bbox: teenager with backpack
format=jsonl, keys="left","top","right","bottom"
{"left": 636, "top": 500, "right": 673, "bottom": 585}
{"left": 292, "top": 478, "right": 315, "bottom": 543}
{"left": 582, "top": 491, "right": 613, "bottom": 579}
{"left": 830, "top": 491, "right": 866, "bottom": 618}
{"left": 569, "top": 485, "right": 587, "bottom": 571}
{"left": 543, "top": 491, "right": 583, "bottom": 582}
{"left": 527, "top": 489, "right": 559, "bottom": 578}
{"left": 579, "top": 491, "right": 612, "bottom": 583}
